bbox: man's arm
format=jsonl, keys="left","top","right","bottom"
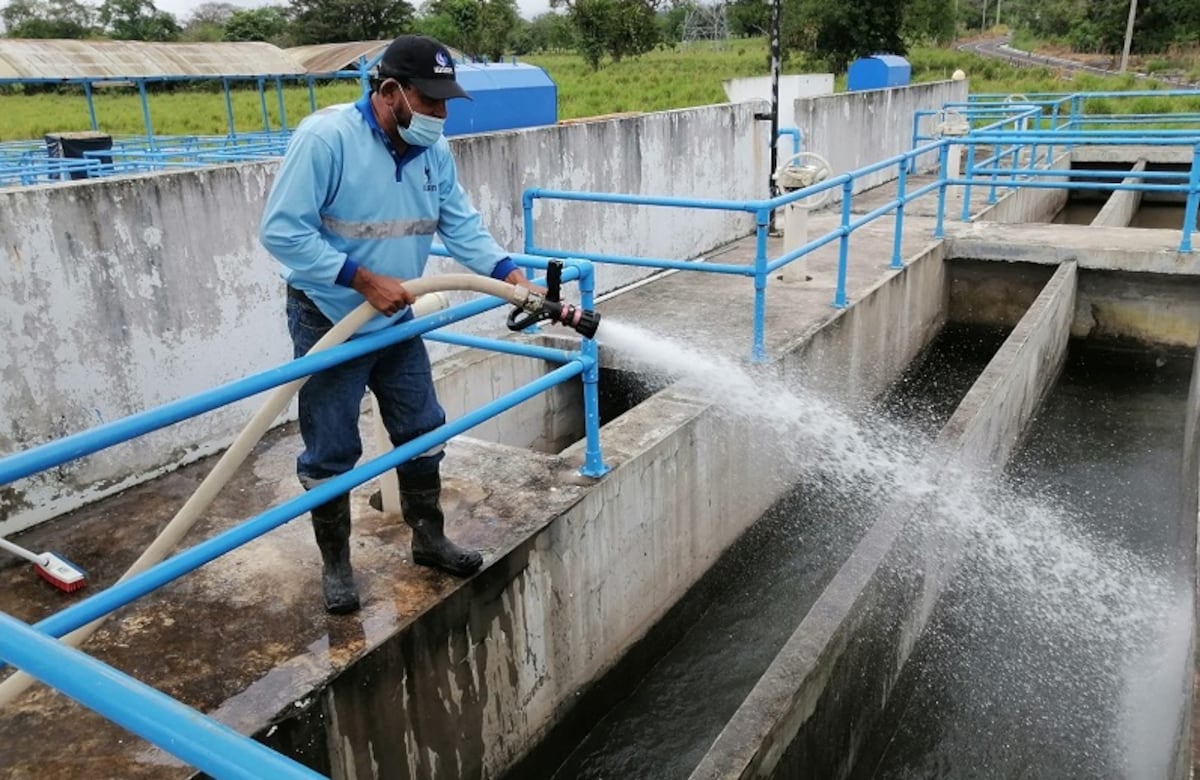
{"left": 260, "top": 130, "right": 414, "bottom": 314}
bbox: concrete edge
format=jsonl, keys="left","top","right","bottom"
{"left": 686, "top": 262, "right": 1079, "bottom": 780}
{"left": 1185, "top": 340, "right": 1200, "bottom": 779}
{"left": 1092, "top": 159, "right": 1148, "bottom": 228}
{"left": 249, "top": 232, "right": 958, "bottom": 779}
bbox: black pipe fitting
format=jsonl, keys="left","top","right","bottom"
{"left": 506, "top": 260, "right": 601, "bottom": 339}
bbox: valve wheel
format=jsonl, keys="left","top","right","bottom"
{"left": 774, "top": 151, "right": 833, "bottom": 209}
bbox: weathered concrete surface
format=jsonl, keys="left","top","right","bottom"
{"left": 1188, "top": 341, "right": 1200, "bottom": 779}
{"left": 1074, "top": 145, "right": 1196, "bottom": 166}
{"left": 0, "top": 210, "right": 947, "bottom": 779}
{"left": 2, "top": 102, "right": 766, "bottom": 537}
{"left": 688, "top": 262, "right": 1078, "bottom": 780}
{"left": 792, "top": 80, "right": 969, "bottom": 193}
{"left": 2, "top": 81, "right": 967, "bottom": 537}
{"left": 946, "top": 220, "right": 1200, "bottom": 275}
{"left": 949, "top": 257, "right": 1200, "bottom": 349}
{"left": 973, "top": 151, "right": 1071, "bottom": 225}
{"left": 1092, "top": 158, "right": 1148, "bottom": 227}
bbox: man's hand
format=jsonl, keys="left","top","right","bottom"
{"left": 504, "top": 268, "right": 547, "bottom": 296}
{"left": 351, "top": 266, "right": 415, "bottom": 316}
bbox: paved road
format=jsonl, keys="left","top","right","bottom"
{"left": 957, "top": 36, "right": 1198, "bottom": 88}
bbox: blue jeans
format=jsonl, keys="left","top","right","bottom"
{"left": 287, "top": 290, "right": 446, "bottom": 487}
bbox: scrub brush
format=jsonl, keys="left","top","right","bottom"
{"left": 0, "top": 536, "right": 87, "bottom": 592}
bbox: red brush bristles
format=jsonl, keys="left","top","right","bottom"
{"left": 34, "top": 565, "right": 87, "bottom": 592}
{"left": 31, "top": 554, "right": 88, "bottom": 593}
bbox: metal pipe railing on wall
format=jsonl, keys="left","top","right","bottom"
{"left": 0, "top": 611, "right": 324, "bottom": 780}
{"left": 0, "top": 258, "right": 604, "bottom": 777}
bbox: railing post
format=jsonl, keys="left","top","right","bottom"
{"left": 222, "top": 78, "right": 235, "bottom": 138}
{"left": 1046, "top": 102, "right": 1060, "bottom": 165}
{"left": 257, "top": 77, "right": 270, "bottom": 132}
{"left": 834, "top": 179, "right": 852, "bottom": 309}
{"left": 522, "top": 190, "right": 536, "bottom": 255}
{"left": 1182, "top": 143, "right": 1199, "bottom": 253}
{"left": 891, "top": 158, "right": 907, "bottom": 269}
{"left": 909, "top": 112, "right": 922, "bottom": 174}
{"left": 137, "top": 80, "right": 155, "bottom": 151}
{"left": 960, "top": 142, "right": 977, "bottom": 222}
{"left": 575, "top": 260, "right": 610, "bottom": 478}
{"left": 752, "top": 207, "right": 770, "bottom": 362}
{"left": 935, "top": 142, "right": 949, "bottom": 239}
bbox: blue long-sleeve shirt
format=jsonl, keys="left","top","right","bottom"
{"left": 259, "top": 94, "right": 517, "bottom": 333}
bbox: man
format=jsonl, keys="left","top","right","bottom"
{"left": 259, "top": 34, "right": 539, "bottom": 614}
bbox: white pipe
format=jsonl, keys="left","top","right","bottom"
{"left": 0, "top": 275, "right": 534, "bottom": 707}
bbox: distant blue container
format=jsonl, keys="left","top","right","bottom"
{"left": 847, "top": 54, "right": 912, "bottom": 92}
{"left": 445, "top": 61, "right": 557, "bottom": 137}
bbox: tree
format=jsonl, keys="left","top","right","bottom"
{"left": 179, "top": 0, "right": 235, "bottom": 40}
{"left": 98, "top": 0, "right": 180, "bottom": 39}
{"left": 551, "top": 0, "right": 659, "bottom": 69}
{"left": 511, "top": 11, "right": 573, "bottom": 53}
{"left": 726, "top": 0, "right": 767, "bottom": 36}
{"left": 2, "top": 0, "right": 97, "bottom": 38}
{"left": 223, "top": 6, "right": 288, "bottom": 41}
{"left": 422, "top": 0, "right": 518, "bottom": 60}
{"left": 784, "top": 0, "right": 906, "bottom": 72}
{"left": 288, "top": 0, "right": 414, "bottom": 44}
{"left": 904, "top": 0, "right": 955, "bottom": 45}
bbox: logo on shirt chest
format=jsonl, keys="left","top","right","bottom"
{"left": 423, "top": 165, "right": 437, "bottom": 192}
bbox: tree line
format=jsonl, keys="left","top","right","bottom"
{"left": 1, "top": 0, "right": 1195, "bottom": 72}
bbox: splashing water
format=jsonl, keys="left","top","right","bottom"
{"left": 595, "top": 317, "right": 1187, "bottom": 773}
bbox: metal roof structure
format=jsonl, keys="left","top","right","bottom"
{"left": 285, "top": 41, "right": 390, "bottom": 75}
{"left": 0, "top": 39, "right": 306, "bottom": 81}
{"left": 285, "top": 40, "right": 469, "bottom": 76}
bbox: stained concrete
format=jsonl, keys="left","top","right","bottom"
{"left": 0, "top": 198, "right": 963, "bottom": 778}
{"left": 2, "top": 147, "right": 1197, "bottom": 779}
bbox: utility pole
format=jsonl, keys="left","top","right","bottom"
{"left": 996, "top": 0, "right": 1001, "bottom": 27}
{"left": 1119, "top": 0, "right": 1138, "bottom": 72}
{"left": 980, "top": 0, "right": 988, "bottom": 30}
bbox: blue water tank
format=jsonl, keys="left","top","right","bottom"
{"left": 445, "top": 61, "right": 557, "bottom": 137}
{"left": 847, "top": 55, "right": 912, "bottom": 92}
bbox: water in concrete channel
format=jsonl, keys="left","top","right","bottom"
{"left": 864, "top": 341, "right": 1194, "bottom": 779}
{"left": 1130, "top": 202, "right": 1199, "bottom": 230}
{"left": 518, "top": 322, "right": 1009, "bottom": 780}
{"left": 1052, "top": 198, "right": 1104, "bottom": 225}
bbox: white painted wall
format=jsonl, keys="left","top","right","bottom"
{"left": 0, "top": 103, "right": 768, "bottom": 535}
{"left": 790, "top": 80, "right": 969, "bottom": 194}
{"left": 0, "top": 84, "right": 962, "bottom": 535}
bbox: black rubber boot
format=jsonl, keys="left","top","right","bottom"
{"left": 398, "top": 471, "right": 483, "bottom": 577}
{"left": 310, "top": 494, "right": 360, "bottom": 614}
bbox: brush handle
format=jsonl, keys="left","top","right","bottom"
{"left": 0, "top": 537, "right": 45, "bottom": 566}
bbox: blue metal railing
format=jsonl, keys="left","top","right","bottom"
{"left": 0, "top": 611, "right": 323, "bottom": 780}
{"left": 522, "top": 95, "right": 1198, "bottom": 360}
{"left": 0, "top": 255, "right": 605, "bottom": 777}
{"left": 522, "top": 101, "right": 1042, "bottom": 361}
{"left": 4, "top": 88, "right": 1199, "bottom": 775}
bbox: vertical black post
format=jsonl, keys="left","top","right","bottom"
{"left": 768, "top": 0, "right": 781, "bottom": 229}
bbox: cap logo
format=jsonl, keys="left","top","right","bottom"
{"left": 433, "top": 50, "right": 453, "bottom": 75}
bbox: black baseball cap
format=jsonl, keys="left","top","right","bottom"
{"left": 377, "top": 34, "right": 471, "bottom": 101}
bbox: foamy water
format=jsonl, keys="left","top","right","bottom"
{"left": 595, "top": 318, "right": 1184, "bottom": 773}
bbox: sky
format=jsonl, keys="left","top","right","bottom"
{"left": 153, "top": 0, "right": 555, "bottom": 26}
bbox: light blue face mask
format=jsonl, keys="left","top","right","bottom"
{"left": 394, "top": 88, "right": 444, "bottom": 147}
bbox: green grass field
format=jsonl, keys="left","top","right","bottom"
{"left": 0, "top": 38, "right": 1195, "bottom": 142}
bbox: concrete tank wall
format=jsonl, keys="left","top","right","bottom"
{"left": 689, "top": 262, "right": 1078, "bottom": 780}
{"left": 259, "top": 230, "right": 955, "bottom": 780}
{"left": 0, "top": 103, "right": 768, "bottom": 536}
{"left": 1, "top": 78, "right": 969, "bottom": 536}
{"left": 791, "top": 80, "right": 969, "bottom": 192}
{"left": 1092, "top": 159, "right": 1148, "bottom": 228}
{"left": 973, "top": 151, "right": 1071, "bottom": 225}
